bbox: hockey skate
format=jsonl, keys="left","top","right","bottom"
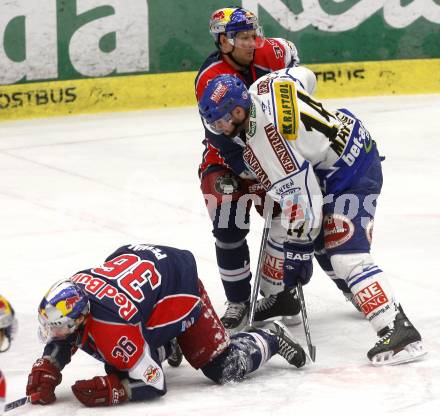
{"left": 263, "top": 321, "right": 306, "bottom": 368}
{"left": 221, "top": 301, "right": 249, "bottom": 333}
{"left": 167, "top": 338, "right": 183, "bottom": 367}
{"left": 367, "top": 306, "right": 426, "bottom": 366}
{"left": 254, "top": 286, "right": 301, "bottom": 326}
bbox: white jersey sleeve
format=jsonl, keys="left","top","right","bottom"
{"left": 244, "top": 69, "right": 323, "bottom": 244}
{"left": 286, "top": 66, "right": 317, "bottom": 95}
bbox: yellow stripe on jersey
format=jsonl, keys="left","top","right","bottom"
{"left": 274, "top": 81, "right": 299, "bottom": 141}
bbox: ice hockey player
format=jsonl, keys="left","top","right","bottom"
{"left": 26, "top": 243, "right": 307, "bottom": 407}
{"left": 195, "top": 6, "right": 302, "bottom": 333}
{"left": 198, "top": 67, "right": 426, "bottom": 365}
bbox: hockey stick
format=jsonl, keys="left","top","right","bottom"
{"left": 247, "top": 212, "right": 271, "bottom": 327}
{"left": 296, "top": 282, "right": 316, "bottom": 362}
{"left": 4, "top": 393, "right": 40, "bottom": 412}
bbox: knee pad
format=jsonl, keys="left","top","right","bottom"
{"left": 330, "top": 252, "right": 374, "bottom": 282}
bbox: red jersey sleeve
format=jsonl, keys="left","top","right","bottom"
{"left": 253, "top": 38, "right": 300, "bottom": 71}
{"left": 85, "top": 318, "right": 166, "bottom": 392}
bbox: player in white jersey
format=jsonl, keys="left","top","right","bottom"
{"left": 198, "top": 67, "right": 426, "bottom": 365}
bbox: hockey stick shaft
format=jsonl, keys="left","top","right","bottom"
{"left": 4, "top": 393, "right": 40, "bottom": 412}
{"left": 296, "top": 282, "right": 316, "bottom": 362}
{"left": 247, "top": 213, "right": 271, "bottom": 326}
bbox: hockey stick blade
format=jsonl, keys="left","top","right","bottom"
{"left": 4, "top": 393, "right": 40, "bottom": 412}
{"left": 296, "top": 283, "right": 316, "bottom": 362}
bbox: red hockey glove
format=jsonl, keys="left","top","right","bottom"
{"left": 71, "top": 374, "right": 128, "bottom": 407}
{"left": 26, "top": 358, "right": 62, "bottom": 405}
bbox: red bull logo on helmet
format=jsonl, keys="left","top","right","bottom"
{"left": 55, "top": 295, "right": 80, "bottom": 316}
{"left": 211, "top": 10, "right": 225, "bottom": 21}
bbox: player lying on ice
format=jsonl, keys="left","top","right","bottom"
{"left": 26, "top": 243, "right": 307, "bottom": 407}
{"left": 198, "top": 66, "right": 426, "bottom": 366}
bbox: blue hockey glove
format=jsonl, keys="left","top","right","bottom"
{"left": 283, "top": 242, "right": 314, "bottom": 287}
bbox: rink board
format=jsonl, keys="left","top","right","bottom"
{"left": 0, "top": 58, "right": 439, "bottom": 122}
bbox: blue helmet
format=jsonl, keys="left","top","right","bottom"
{"left": 199, "top": 74, "right": 251, "bottom": 134}
{"left": 209, "top": 7, "right": 264, "bottom": 47}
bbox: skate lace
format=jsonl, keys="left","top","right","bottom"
{"left": 224, "top": 302, "right": 247, "bottom": 319}
{"left": 256, "top": 295, "right": 276, "bottom": 312}
{"left": 375, "top": 326, "right": 394, "bottom": 347}
{"left": 278, "top": 338, "right": 297, "bottom": 361}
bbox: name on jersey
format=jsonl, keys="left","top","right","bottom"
{"left": 274, "top": 82, "right": 298, "bottom": 141}
{"left": 71, "top": 273, "right": 138, "bottom": 321}
{"left": 127, "top": 244, "right": 167, "bottom": 260}
{"left": 243, "top": 146, "right": 272, "bottom": 189}
{"left": 264, "top": 124, "right": 297, "bottom": 174}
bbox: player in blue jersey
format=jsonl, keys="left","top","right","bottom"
{"left": 198, "top": 68, "right": 426, "bottom": 365}
{"left": 26, "top": 244, "right": 306, "bottom": 407}
{"left": 195, "top": 7, "right": 303, "bottom": 332}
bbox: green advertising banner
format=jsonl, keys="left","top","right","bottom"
{"left": 1, "top": 1, "right": 439, "bottom": 121}
{"left": 1, "top": 0, "right": 439, "bottom": 85}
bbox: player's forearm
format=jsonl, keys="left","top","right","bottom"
{"left": 42, "top": 338, "right": 76, "bottom": 370}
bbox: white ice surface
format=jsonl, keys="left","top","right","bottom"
{"left": 0, "top": 94, "right": 439, "bottom": 415}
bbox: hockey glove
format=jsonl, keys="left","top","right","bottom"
{"left": 26, "top": 358, "right": 62, "bottom": 405}
{"left": 71, "top": 374, "right": 128, "bottom": 407}
{"left": 283, "top": 242, "right": 314, "bottom": 288}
